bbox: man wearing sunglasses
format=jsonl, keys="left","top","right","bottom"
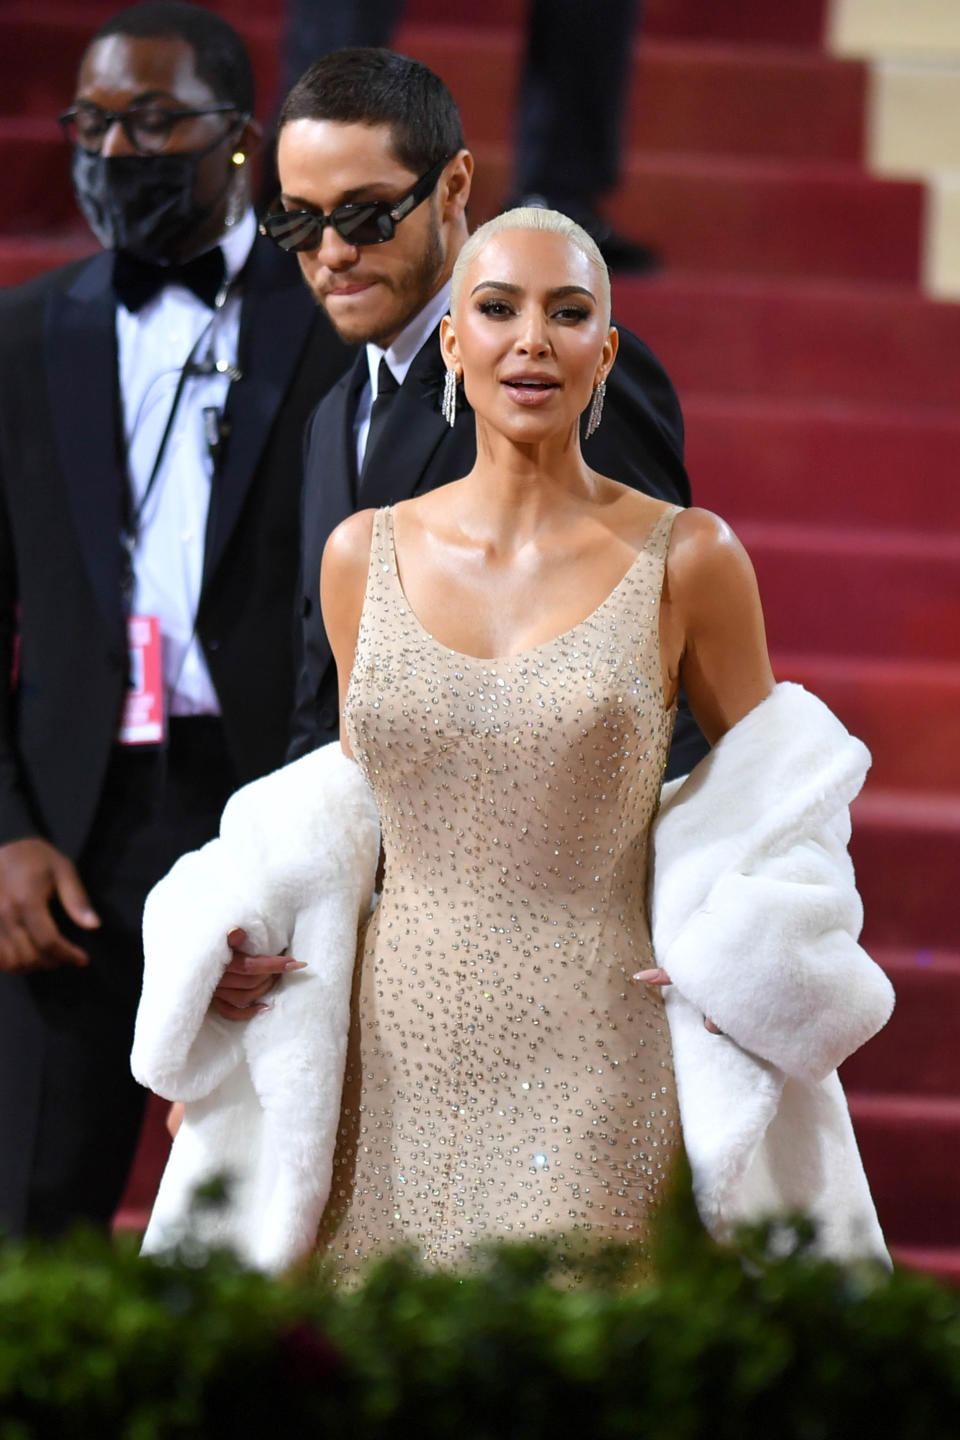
{"left": 277, "top": 50, "right": 704, "bottom": 779}
{"left": 0, "top": 1, "right": 352, "bottom": 1237}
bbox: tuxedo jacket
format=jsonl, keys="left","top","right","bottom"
{"left": 0, "top": 237, "right": 353, "bottom": 859}
{"left": 289, "top": 322, "right": 707, "bottom": 775}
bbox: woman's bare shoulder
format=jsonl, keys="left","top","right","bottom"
{"left": 667, "top": 506, "right": 756, "bottom": 589}
{"left": 322, "top": 507, "right": 378, "bottom": 579}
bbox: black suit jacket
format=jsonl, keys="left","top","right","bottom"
{"left": 289, "top": 321, "right": 708, "bottom": 777}
{"left": 0, "top": 237, "right": 353, "bottom": 858}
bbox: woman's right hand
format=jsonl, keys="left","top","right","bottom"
{"left": 210, "top": 927, "right": 307, "bottom": 1022}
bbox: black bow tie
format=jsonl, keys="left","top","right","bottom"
{"left": 112, "top": 246, "right": 226, "bottom": 313}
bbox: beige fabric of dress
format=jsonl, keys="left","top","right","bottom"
{"left": 319, "top": 503, "right": 684, "bottom": 1275}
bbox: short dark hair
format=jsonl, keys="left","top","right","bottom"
{"left": 279, "top": 48, "right": 465, "bottom": 175}
{"left": 87, "top": 2, "right": 255, "bottom": 114}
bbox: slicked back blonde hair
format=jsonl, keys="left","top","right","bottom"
{"left": 450, "top": 207, "right": 611, "bottom": 327}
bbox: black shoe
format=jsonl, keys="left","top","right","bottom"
{"left": 510, "top": 194, "right": 661, "bottom": 274}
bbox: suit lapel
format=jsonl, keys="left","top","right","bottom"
{"left": 357, "top": 325, "right": 451, "bottom": 509}
{"left": 299, "top": 353, "right": 368, "bottom": 686}
{"left": 45, "top": 253, "right": 127, "bottom": 648}
{"left": 322, "top": 351, "right": 368, "bottom": 537}
{"left": 202, "top": 238, "right": 315, "bottom": 586}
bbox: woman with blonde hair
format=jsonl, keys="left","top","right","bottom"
{"left": 135, "top": 209, "right": 893, "bottom": 1277}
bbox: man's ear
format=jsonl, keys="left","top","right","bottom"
{"left": 441, "top": 149, "right": 474, "bottom": 223}
{"left": 232, "top": 114, "right": 263, "bottom": 164}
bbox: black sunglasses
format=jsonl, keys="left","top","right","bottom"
{"left": 259, "top": 154, "right": 451, "bottom": 252}
{"left": 59, "top": 101, "right": 240, "bottom": 156}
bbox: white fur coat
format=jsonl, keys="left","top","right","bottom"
{"left": 132, "top": 683, "right": 893, "bottom": 1271}
{"left": 650, "top": 684, "right": 893, "bottom": 1262}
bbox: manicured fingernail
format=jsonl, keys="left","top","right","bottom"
{"left": 283, "top": 960, "right": 308, "bottom": 971}
{"left": 633, "top": 969, "right": 657, "bottom": 982}
{"left": 254, "top": 1003, "right": 272, "bottom": 1014}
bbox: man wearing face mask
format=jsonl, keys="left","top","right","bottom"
{"left": 0, "top": 1, "right": 352, "bottom": 1236}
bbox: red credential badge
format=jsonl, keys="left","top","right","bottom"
{"left": 119, "top": 614, "right": 165, "bottom": 745}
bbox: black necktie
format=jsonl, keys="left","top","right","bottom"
{"left": 361, "top": 358, "right": 399, "bottom": 483}
{"left": 112, "top": 246, "right": 226, "bottom": 313}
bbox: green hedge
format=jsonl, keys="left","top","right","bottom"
{"left": 1, "top": 1176, "right": 958, "bottom": 1439}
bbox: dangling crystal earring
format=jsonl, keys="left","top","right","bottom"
{"left": 585, "top": 379, "right": 606, "bottom": 438}
{"left": 442, "top": 367, "right": 460, "bottom": 427}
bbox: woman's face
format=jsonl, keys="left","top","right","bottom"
{"left": 442, "top": 228, "right": 616, "bottom": 445}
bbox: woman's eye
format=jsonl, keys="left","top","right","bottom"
{"left": 554, "top": 305, "right": 590, "bottom": 322}
{"left": 477, "top": 299, "right": 514, "bottom": 317}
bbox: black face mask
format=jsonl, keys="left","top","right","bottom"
{"left": 71, "top": 145, "right": 231, "bottom": 261}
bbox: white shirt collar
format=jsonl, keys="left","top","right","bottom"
{"left": 219, "top": 207, "right": 257, "bottom": 282}
{"left": 365, "top": 279, "right": 453, "bottom": 397}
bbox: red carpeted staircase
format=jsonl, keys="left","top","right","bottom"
{"left": 3, "top": 0, "right": 956, "bottom": 1281}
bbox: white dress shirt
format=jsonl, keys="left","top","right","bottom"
{"left": 353, "top": 280, "right": 452, "bottom": 474}
{"left": 117, "top": 209, "right": 256, "bottom": 717}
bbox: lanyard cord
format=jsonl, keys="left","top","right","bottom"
{"left": 120, "top": 278, "right": 240, "bottom": 608}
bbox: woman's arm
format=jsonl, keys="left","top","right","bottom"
{"left": 319, "top": 508, "right": 377, "bottom": 759}
{"left": 661, "top": 508, "right": 776, "bottom": 746}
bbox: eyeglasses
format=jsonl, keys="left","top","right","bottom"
{"left": 259, "top": 154, "right": 451, "bottom": 252}
{"left": 59, "top": 101, "right": 240, "bottom": 156}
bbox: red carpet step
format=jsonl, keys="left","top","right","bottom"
{"left": 398, "top": 30, "right": 866, "bottom": 163}
{"left": 402, "top": 0, "right": 829, "bottom": 48}
{"left": 894, "top": 1247, "right": 960, "bottom": 1287}
{"left": 614, "top": 276, "right": 960, "bottom": 411}
{"left": 849, "top": 1094, "right": 960, "bottom": 1250}
{"left": 468, "top": 145, "right": 923, "bottom": 284}
{"left": 685, "top": 395, "right": 960, "bottom": 532}
{"left": 775, "top": 654, "right": 960, "bottom": 794}
{"left": 0, "top": 234, "right": 91, "bottom": 287}
{"left": 853, "top": 790, "right": 960, "bottom": 952}
{"left": 841, "top": 950, "right": 960, "bottom": 1096}
{"left": 738, "top": 522, "right": 960, "bottom": 662}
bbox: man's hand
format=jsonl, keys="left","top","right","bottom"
{"left": 210, "top": 927, "right": 307, "bottom": 1022}
{"left": 633, "top": 966, "right": 723, "bottom": 1034}
{"left": 0, "top": 837, "right": 100, "bottom": 973}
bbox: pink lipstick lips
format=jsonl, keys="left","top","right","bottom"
{"left": 502, "top": 372, "right": 561, "bottom": 406}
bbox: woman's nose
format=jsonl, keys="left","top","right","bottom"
{"left": 515, "top": 311, "right": 550, "bottom": 355}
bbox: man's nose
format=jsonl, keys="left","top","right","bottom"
{"left": 314, "top": 220, "right": 360, "bottom": 270}
{"left": 100, "top": 117, "right": 136, "bottom": 159}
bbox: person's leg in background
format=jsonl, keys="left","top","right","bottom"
{"left": 512, "top": 0, "right": 657, "bottom": 272}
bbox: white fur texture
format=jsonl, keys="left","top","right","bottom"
{"left": 650, "top": 683, "right": 894, "bottom": 1261}
{"left": 135, "top": 687, "right": 892, "bottom": 1271}
{"left": 132, "top": 743, "right": 379, "bottom": 1271}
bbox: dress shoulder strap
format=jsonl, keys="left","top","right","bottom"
{"left": 369, "top": 505, "right": 393, "bottom": 566}
{"left": 644, "top": 503, "right": 683, "bottom": 566}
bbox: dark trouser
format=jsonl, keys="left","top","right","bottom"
{"left": 513, "top": 0, "right": 642, "bottom": 208}
{"left": 0, "top": 718, "right": 237, "bottom": 1239}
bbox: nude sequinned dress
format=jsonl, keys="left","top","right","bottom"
{"left": 318, "top": 504, "right": 684, "bottom": 1274}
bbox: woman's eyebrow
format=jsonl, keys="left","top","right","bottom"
{"left": 469, "top": 281, "right": 596, "bottom": 301}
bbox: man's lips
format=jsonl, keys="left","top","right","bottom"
{"left": 324, "top": 279, "right": 377, "bottom": 298}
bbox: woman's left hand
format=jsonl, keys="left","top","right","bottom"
{"left": 633, "top": 967, "right": 723, "bottom": 1034}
